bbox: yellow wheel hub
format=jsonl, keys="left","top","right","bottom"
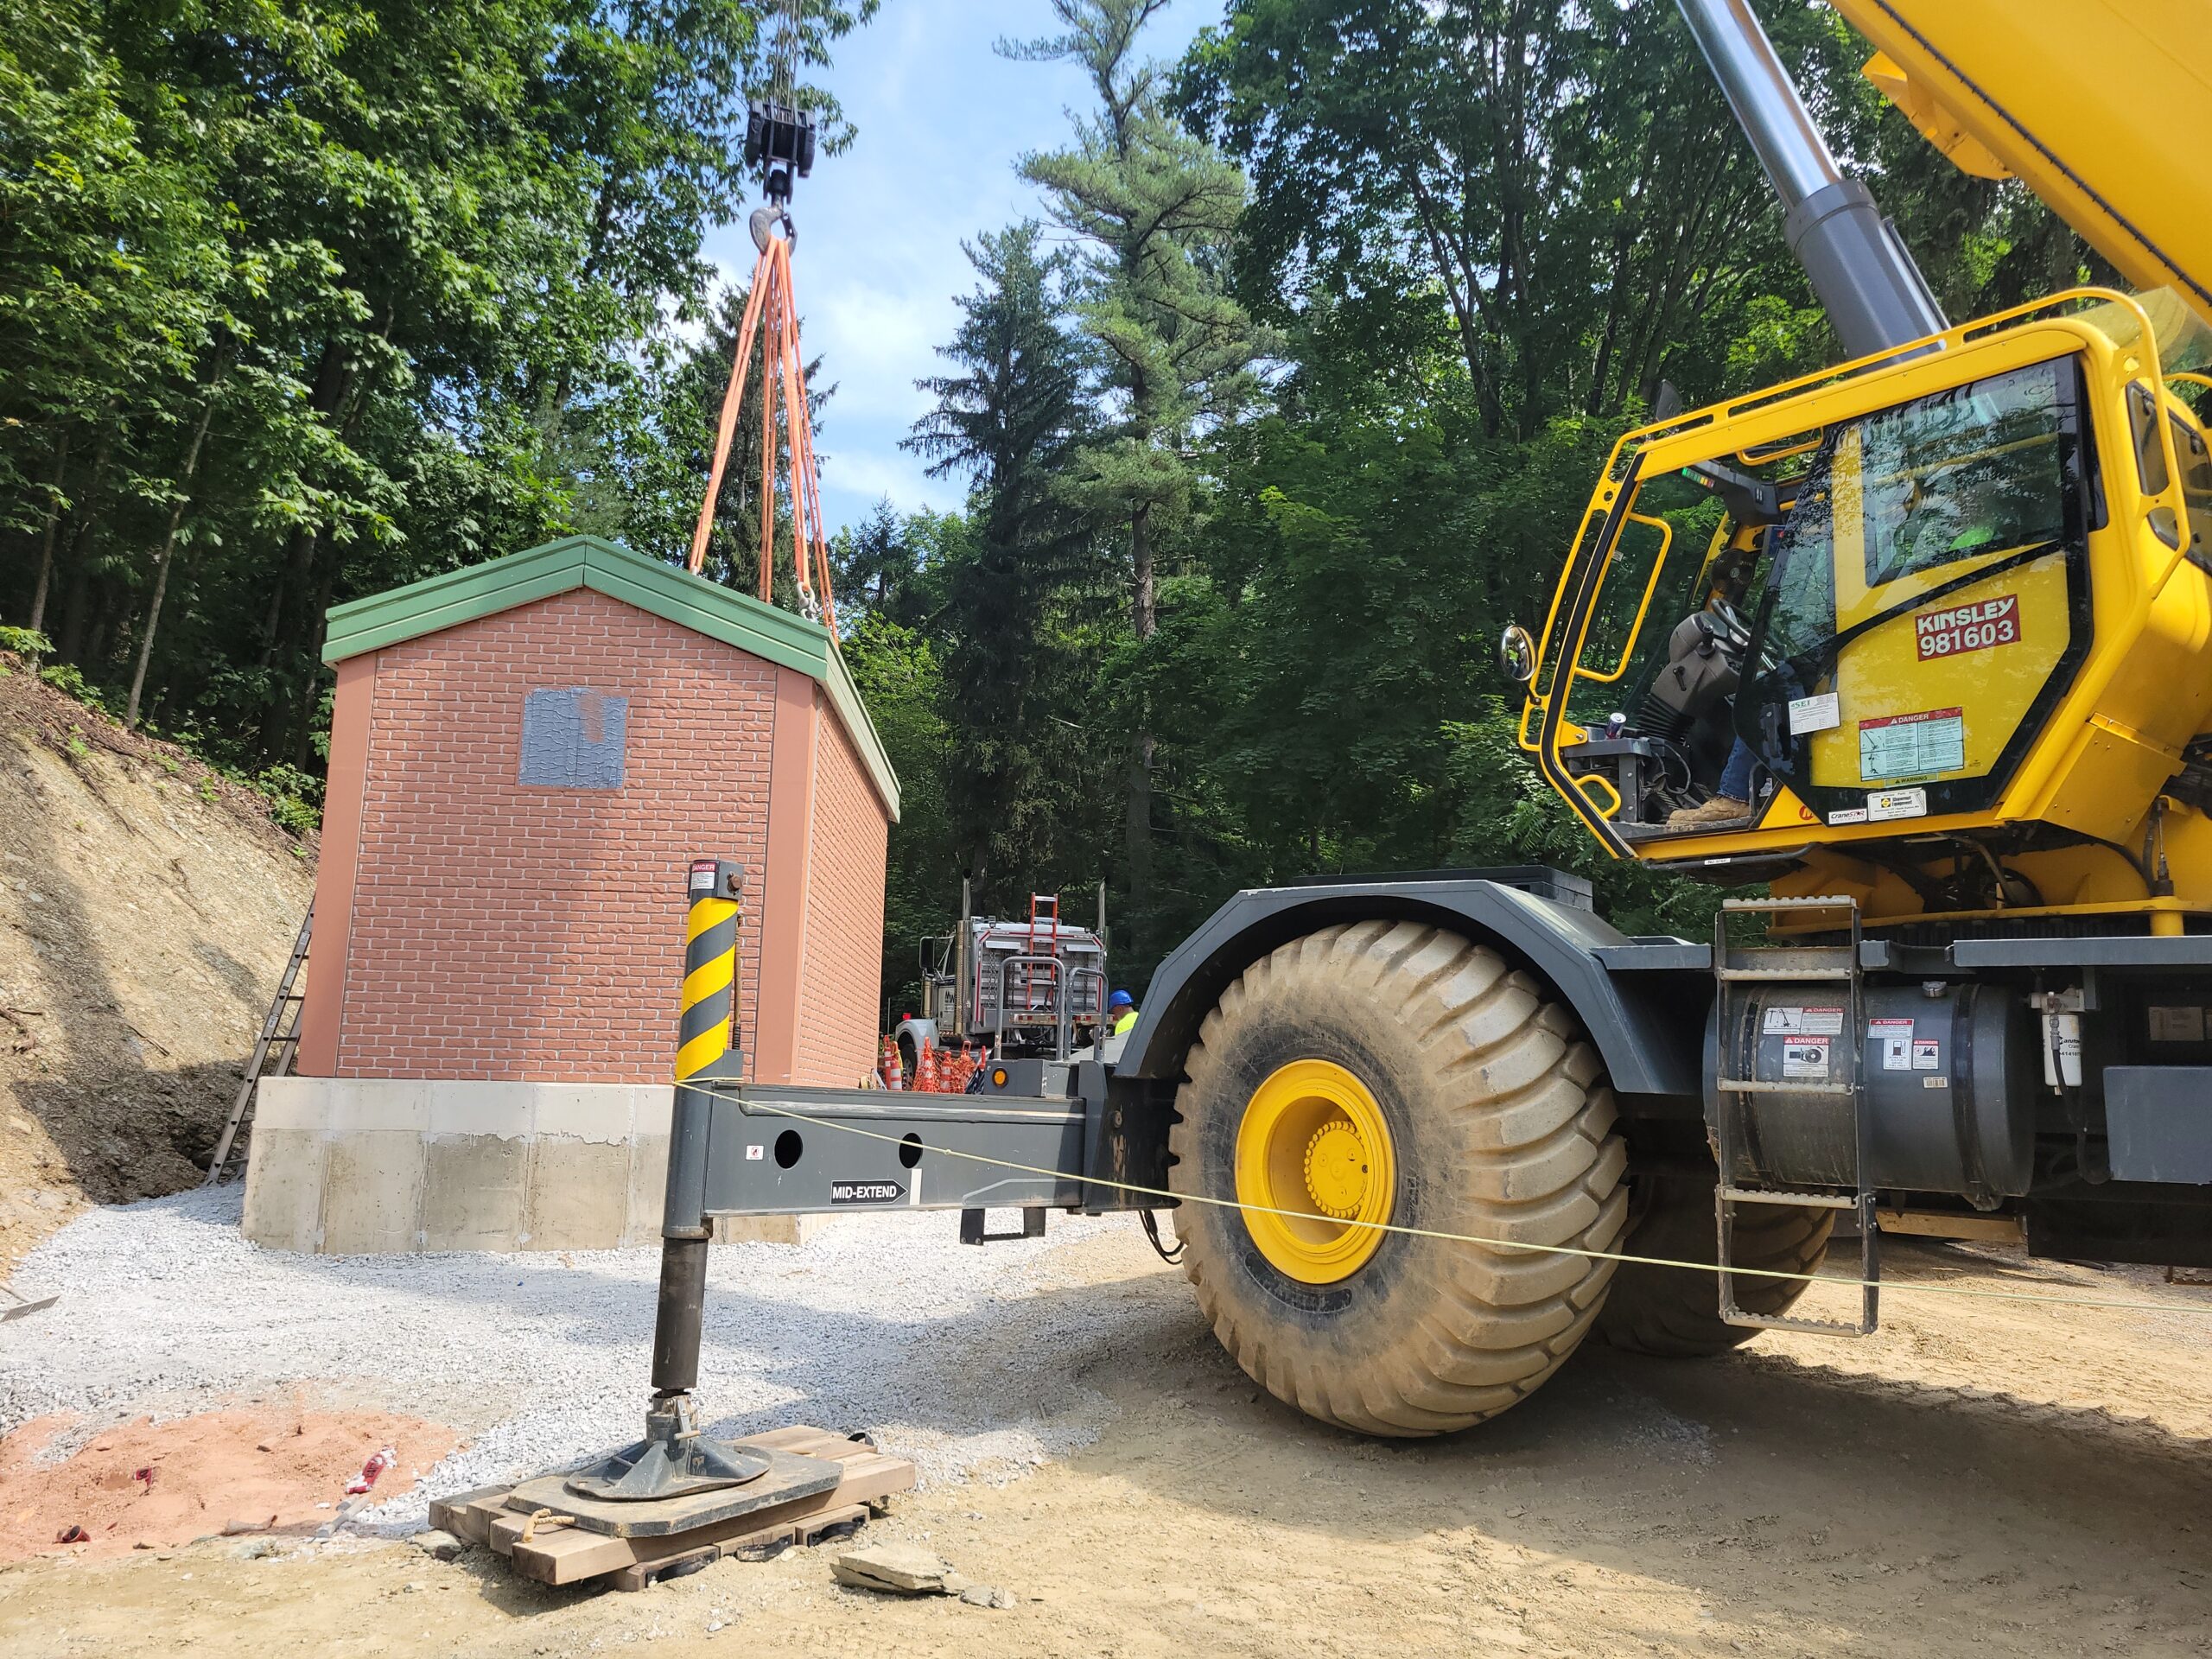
{"left": 1234, "top": 1058, "right": 1395, "bottom": 1284}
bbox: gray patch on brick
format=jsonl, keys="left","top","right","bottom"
{"left": 518, "top": 687, "right": 628, "bottom": 789}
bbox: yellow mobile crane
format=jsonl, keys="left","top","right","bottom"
{"left": 588, "top": 3, "right": 2212, "bottom": 1503}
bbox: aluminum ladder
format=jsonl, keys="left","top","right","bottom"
{"left": 205, "top": 906, "right": 312, "bottom": 1184}
{"left": 1711, "top": 893, "right": 1879, "bottom": 1336}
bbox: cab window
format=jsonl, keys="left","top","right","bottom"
{"left": 1859, "top": 360, "right": 2072, "bottom": 588}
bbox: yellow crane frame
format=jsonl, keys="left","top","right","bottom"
{"left": 1518, "top": 288, "right": 2212, "bottom": 933}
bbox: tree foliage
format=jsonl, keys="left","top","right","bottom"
{"left": 0, "top": 0, "right": 872, "bottom": 781}
{"left": 5, "top": 0, "right": 2107, "bottom": 996}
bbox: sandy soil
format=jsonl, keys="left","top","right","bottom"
{"left": 0, "top": 1404, "right": 458, "bottom": 1562}
{"left": 0, "top": 652, "right": 315, "bottom": 1269}
{"left": 1, "top": 1227, "right": 2207, "bottom": 1657}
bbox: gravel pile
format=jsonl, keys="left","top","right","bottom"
{"left": 0, "top": 1186, "right": 1148, "bottom": 1534}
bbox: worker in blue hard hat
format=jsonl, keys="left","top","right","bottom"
{"left": 1109, "top": 988, "right": 1138, "bottom": 1037}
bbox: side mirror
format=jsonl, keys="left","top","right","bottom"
{"left": 1498, "top": 622, "right": 1537, "bottom": 690}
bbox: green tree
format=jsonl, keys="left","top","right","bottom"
{"left": 1011, "top": 0, "right": 1259, "bottom": 959}
{"left": 906, "top": 222, "right": 1105, "bottom": 906}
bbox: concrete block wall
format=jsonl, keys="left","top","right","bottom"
{"left": 244, "top": 1077, "right": 817, "bottom": 1254}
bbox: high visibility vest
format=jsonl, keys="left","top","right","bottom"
{"left": 1112, "top": 1009, "right": 1138, "bottom": 1036}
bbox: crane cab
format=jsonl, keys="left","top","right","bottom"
{"left": 1511, "top": 288, "right": 2212, "bottom": 934}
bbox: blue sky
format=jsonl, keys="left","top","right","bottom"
{"left": 697, "top": 0, "right": 1211, "bottom": 532}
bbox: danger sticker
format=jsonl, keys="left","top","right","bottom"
{"left": 1912, "top": 1039, "right": 1942, "bottom": 1071}
{"left": 1861, "top": 709, "right": 1965, "bottom": 782}
{"left": 1915, "top": 594, "right": 2019, "bottom": 661}
{"left": 1781, "top": 1039, "right": 1831, "bottom": 1079}
{"left": 1871, "top": 1016, "right": 1913, "bottom": 1071}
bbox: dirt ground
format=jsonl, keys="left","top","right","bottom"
{"left": 2, "top": 1227, "right": 2207, "bottom": 1657}
{"left": 0, "top": 1405, "right": 459, "bottom": 1563}
{"left": 0, "top": 652, "right": 315, "bottom": 1270}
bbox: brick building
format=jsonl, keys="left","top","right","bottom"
{"left": 244, "top": 535, "right": 898, "bottom": 1254}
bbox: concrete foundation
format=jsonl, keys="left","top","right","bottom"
{"left": 244, "top": 1078, "right": 820, "bottom": 1254}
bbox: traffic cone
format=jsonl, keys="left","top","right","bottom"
{"left": 880, "top": 1033, "right": 902, "bottom": 1091}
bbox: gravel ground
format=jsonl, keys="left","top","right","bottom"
{"left": 0, "top": 1186, "right": 1140, "bottom": 1533}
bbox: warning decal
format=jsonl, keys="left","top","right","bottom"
{"left": 1764, "top": 1007, "right": 1845, "bottom": 1037}
{"left": 1915, "top": 594, "right": 2020, "bottom": 661}
{"left": 1861, "top": 708, "right": 1965, "bottom": 782}
{"left": 1871, "top": 1016, "right": 1913, "bottom": 1071}
{"left": 1781, "top": 1039, "right": 1831, "bottom": 1079}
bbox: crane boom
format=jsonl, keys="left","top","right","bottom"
{"left": 1830, "top": 0, "right": 2212, "bottom": 332}
{"left": 1674, "top": 0, "right": 1945, "bottom": 359}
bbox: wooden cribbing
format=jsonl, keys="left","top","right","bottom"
{"left": 430, "top": 1425, "right": 914, "bottom": 1590}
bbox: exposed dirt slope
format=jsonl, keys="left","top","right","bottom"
{"left": 0, "top": 653, "right": 315, "bottom": 1269}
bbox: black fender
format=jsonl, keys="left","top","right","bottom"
{"left": 1116, "top": 875, "right": 1705, "bottom": 1103}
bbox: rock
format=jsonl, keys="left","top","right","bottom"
{"left": 402, "top": 1580, "right": 425, "bottom": 1594}
{"left": 230, "top": 1539, "right": 281, "bottom": 1561}
{"left": 831, "top": 1541, "right": 957, "bottom": 1595}
{"left": 411, "top": 1529, "right": 464, "bottom": 1563}
{"left": 220, "top": 1517, "right": 271, "bottom": 1536}
{"left": 958, "top": 1585, "right": 1015, "bottom": 1610}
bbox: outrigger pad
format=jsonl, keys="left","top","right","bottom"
{"left": 525, "top": 1449, "right": 844, "bottom": 1539}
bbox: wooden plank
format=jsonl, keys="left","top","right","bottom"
{"left": 429, "top": 1487, "right": 513, "bottom": 1548}
{"left": 508, "top": 1446, "right": 912, "bottom": 1586}
{"left": 607, "top": 1503, "right": 868, "bottom": 1592}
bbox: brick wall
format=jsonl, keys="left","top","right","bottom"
{"left": 331, "top": 588, "right": 775, "bottom": 1081}
{"left": 793, "top": 690, "right": 890, "bottom": 1087}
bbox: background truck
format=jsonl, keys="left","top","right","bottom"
{"left": 673, "top": 0, "right": 2212, "bottom": 1443}
{"left": 891, "top": 887, "right": 1109, "bottom": 1072}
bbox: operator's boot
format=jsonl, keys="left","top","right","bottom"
{"left": 1666, "top": 794, "right": 1751, "bottom": 832}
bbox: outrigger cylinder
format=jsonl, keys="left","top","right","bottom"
{"left": 565, "top": 858, "right": 767, "bottom": 1504}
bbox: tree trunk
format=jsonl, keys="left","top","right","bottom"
{"left": 259, "top": 526, "right": 320, "bottom": 752}
{"left": 1124, "top": 502, "right": 1156, "bottom": 953}
{"left": 54, "top": 423, "right": 116, "bottom": 663}
{"left": 26, "top": 430, "right": 71, "bottom": 638}
{"left": 290, "top": 550, "right": 339, "bottom": 767}
{"left": 126, "top": 394, "right": 219, "bottom": 728}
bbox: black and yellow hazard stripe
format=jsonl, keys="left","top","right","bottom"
{"left": 677, "top": 861, "right": 743, "bottom": 1083}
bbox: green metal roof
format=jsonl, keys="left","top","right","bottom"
{"left": 322, "top": 534, "right": 899, "bottom": 818}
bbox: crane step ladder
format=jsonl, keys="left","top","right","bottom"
{"left": 1711, "top": 894, "right": 1879, "bottom": 1336}
{"left": 205, "top": 906, "right": 312, "bottom": 1185}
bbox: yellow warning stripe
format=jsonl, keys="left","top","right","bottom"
{"left": 681, "top": 1081, "right": 2212, "bottom": 1321}
{"left": 675, "top": 1025, "right": 730, "bottom": 1082}
{"left": 686, "top": 897, "right": 737, "bottom": 944}
{"left": 683, "top": 953, "right": 734, "bottom": 1007}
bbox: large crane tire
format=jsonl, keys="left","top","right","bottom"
{"left": 1596, "top": 1176, "right": 1834, "bottom": 1357}
{"left": 1166, "top": 921, "right": 1628, "bottom": 1437}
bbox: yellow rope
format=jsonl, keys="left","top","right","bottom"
{"left": 677, "top": 1081, "right": 2212, "bottom": 1320}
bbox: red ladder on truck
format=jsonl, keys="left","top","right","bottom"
{"left": 1015, "top": 893, "right": 1059, "bottom": 1014}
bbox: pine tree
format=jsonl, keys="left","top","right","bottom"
{"left": 906, "top": 222, "right": 1096, "bottom": 900}
{"left": 1009, "top": 0, "right": 1258, "bottom": 954}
